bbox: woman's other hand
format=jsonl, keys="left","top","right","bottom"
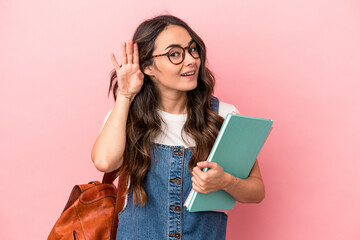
{"left": 110, "top": 40, "right": 144, "bottom": 99}
{"left": 191, "top": 161, "right": 229, "bottom": 194}
{"left": 192, "top": 160, "right": 266, "bottom": 203}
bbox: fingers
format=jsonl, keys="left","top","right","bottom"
{"left": 191, "top": 176, "right": 208, "bottom": 194}
{"left": 119, "top": 41, "right": 138, "bottom": 65}
{"left": 197, "top": 161, "right": 217, "bottom": 169}
{"left": 193, "top": 166, "right": 206, "bottom": 180}
{"left": 191, "top": 175, "right": 203, "bottom": 188}
{"left": 133, "top": 42, "right": 139, "bottom": 65}
{"left": 110, "top": 53, "right": 121, "bottom": 70}
{"left": 191, "top": 176, "right": 201, "bottom": 192}
{"left": 112, "top": 41, "right": 139, "bottom": 70}
{"left": 127, "top": 40, "right": 133, "bottom": 64}
{"left": 120, "top": 42, "right": 127, "bottom": 65}
{"left": 137, "top": 70, "right": 143, "bottom": 78}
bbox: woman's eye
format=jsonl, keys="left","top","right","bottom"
{"left": 170, "top": 51, "right": 181, "bottom": 57}
{"left": 190, "top": 47, "right": 198, "bottom": 52}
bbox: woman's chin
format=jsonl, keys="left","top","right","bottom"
{"left": 180, "top": 76, "right": 198, "bottom": 91}
{"left": 183, "top": 82, "right": 198, "bottom": 91}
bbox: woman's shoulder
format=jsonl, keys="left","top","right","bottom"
{"left": 218, "top": 100, "right": 240, "bottom": 118}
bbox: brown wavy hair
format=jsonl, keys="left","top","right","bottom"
{"left": 108, "top": 14, "right": 224, "bottom": 206}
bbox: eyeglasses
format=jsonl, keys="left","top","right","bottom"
{"left": 151, "top": 44, "right": 200, "bottom": 65}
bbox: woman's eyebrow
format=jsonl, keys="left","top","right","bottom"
{"left": 164, "top": 39, "right": 195, "bottom": 50}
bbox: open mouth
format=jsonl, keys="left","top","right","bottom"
{"left": 181, "top": 71, "right": 195, "bottom": 77}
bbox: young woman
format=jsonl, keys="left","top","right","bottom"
{"left": 91, "top": 14, "right": 265, "bottom": 240}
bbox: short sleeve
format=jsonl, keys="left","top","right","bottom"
{"left": 218, "top": 101, "right": 240, "bottom": 118}
{"left": 98, "top": 108, "right": 113, "bottom": 135}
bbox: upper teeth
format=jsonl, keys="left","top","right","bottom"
{"left": 182, "top": 72, "right": 194, "bottom": 76}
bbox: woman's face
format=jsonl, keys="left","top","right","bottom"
{"left": 144, "top": 25, "right": 201, "bottom": 95}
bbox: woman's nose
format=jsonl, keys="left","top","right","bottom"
{"left": 183, "top": 50, "right": 196, "bottom": 65}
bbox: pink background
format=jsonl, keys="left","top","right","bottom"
{"left": 1, "top": 0, "right": 359, "bottom": 239}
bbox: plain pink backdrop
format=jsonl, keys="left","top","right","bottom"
{"left": 1, "top": 0, "right": 359, "bottom": 239}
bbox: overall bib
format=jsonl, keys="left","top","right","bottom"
{"left": 116, "top": 97, "right": 228, "bottom": 240}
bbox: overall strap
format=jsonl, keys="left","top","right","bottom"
{"left": 210, "top": 96, "right": 219, "bottom": 114}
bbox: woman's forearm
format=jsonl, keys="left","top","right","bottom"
{"left": 223, "top": 173, "right": 265, "bottom": 203}
{"left": 91, "top": 95, "right": 132, "bottom": 172}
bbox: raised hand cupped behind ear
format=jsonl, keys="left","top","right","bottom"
{"left": 110, "top": 40, "right": 144, "bottom": 99}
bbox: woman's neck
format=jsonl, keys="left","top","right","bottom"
{"left": 158, "top": 91, "right": 188, "bottom": 114}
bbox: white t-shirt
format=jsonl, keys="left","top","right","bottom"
{"left": 154, "top": 101, "right": 239, "bottom": 147}
{"left": 100, "top": 101, "right": 240, "bottom": 147}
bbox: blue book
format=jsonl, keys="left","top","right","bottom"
{"left": 184, "top": 113, "right": 273, "bottom": 212}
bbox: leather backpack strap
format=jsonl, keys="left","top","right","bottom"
{"left": 101, "top": 168, "right": 128, "bottom": 240}
{"left": 110, "top": 172, "right": 128, "bottom": 240}
{"left": 102, "top": 168, "right": 120, "bottom": 184}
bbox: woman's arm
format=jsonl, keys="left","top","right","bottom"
{"left": 91, "top": 41, "right": 144, "bottom": 172}
{"left": 222, "top": 160, "right": 265, "bottom": 203}
{"left": 191, "top": 159, "right": 265, "bottom": 203}
{"left": 91, "top": 96, "right": 132, "bottom": 172}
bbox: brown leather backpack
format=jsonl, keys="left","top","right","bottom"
{"left": 48, "top": 169, "right": 128, "bottom": 240}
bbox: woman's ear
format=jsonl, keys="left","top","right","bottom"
{"left": 143, "top": 65, "right": 154, "bottom": 76}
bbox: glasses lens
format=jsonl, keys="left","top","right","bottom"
{"left": 188, "top": 45, "right": 200, "bottom": 59}
{"left": 168, "top": 47, "right": 184, "bottom": 64}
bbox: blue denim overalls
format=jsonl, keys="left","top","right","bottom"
{"left": 116, "top": 97, "right": 228, "bottom": 240}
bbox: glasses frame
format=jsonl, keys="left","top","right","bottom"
{"left": 151, "top": 45, "right": 200, "bottom": 65}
